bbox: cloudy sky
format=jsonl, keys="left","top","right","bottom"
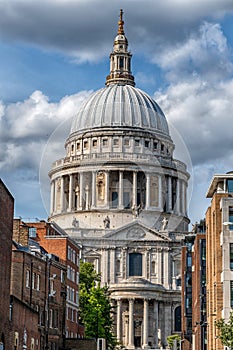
{"left": 1, "top": 0, "right": 233, "bottom": 226}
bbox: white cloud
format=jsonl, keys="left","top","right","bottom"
{"left": 0, "top": 1, "right": 232, "bottom": 63}
{"left": 0, "top": 90, "right": 92, "bottom": 173}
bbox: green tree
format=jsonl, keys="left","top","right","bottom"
{"left": 79, "top": 261, "right": 117, "bottom": 349}
{"left": 216, "top": 311, "right": 233, "bottom": 349}
{"left": 167, "top": 334, "right": 181, "bottom": 349}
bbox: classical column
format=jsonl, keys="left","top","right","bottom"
{"left": 128, "top": 299, "right": 134, "bottom": 349}
{"left": 164, "top": 303, "right": 172, "bottom": 344}
{"left": 142, "top": 299, "right": 149, "bottom": 349}
{"left": 153, "top": 300, "right": 159, "bottom": 348}
{"left": 132, "top": 171, "right": 137, "bottom": 208}
{"left": 122, "top": 247, "right": 127, "bottom": 279}
{"left": 60, "top": 176, "right": 65, "bottom": 212}
{"left": 117, "top": 299, "right": 122, "bottom": 342}
{"left": 145, "top": 174, "right": 150, "bottom": 209}
{"left": 184, "top": 181, "right": 187, "bottom": 216}
{"left": 85, "top": 185, "right": 89, "bottom": 210}
{"left": 105, "top": 171, "right": 109, "bottom": 208}
{"left": 158, "top": 175, "right": 163, "bottom": 210}
{"left": 163, "top": 248, "right": 169, "bottom": 289}
{"left": 91, "top": 171, "right": 96, "bottom": 208}
{"left": 168, "top": 176, "right": 172, "bottom": 212}
{"left": 79, "top": 172, "right": 83, "bottom": 209}
{"left": 54, "top": 178, "right": 58, "bottom": 213}
{"left": 176, "top": 179, "right": 180, "bottom": 214}
{"left": 50, "top": 180, "right": 55, "bottom": 214}
{"left": 68, "top": 174, "right": 73, "bottom": 212}
{"left": 110, "top": 248, "right": 115, "bottom": 284}
{"left": 119, "top": 171, "right": 124, "bottom": 209}
{"left": 101, "top": 249, "right": 108, "bottom": 284}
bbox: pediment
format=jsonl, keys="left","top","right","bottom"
{"left": 104, "top": 221, "right": 170, "bottom": 241}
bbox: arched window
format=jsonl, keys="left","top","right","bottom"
{"left": 129, "top": 253, "right": 142, "bottom": 276}
{"left": 174, "top": 306, "right": 181, "bottom": 331}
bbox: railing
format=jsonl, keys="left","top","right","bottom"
{"left": 51, "top": 152, "right": 187, "bottom": 172}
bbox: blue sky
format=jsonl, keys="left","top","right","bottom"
{"left": 1, "top": 0, "right": 233, "bottom": 226}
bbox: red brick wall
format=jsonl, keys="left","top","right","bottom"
{"left": 8, "top": 297, "right": 40, "bottom": 350}
{"left": 0, "top": 179, "right": 14, "bottom": 349}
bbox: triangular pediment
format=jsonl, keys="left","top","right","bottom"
{"left": 103, "top": 221, "right": 170, "bottom": 241}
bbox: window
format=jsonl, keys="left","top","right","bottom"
{"left": 124, "top": 138, "right": 129, "bottom": 146}
{"left": 129, "top": 253, "right": 142, "bottom": 276}
{"left": 153, "top": 142, "right": 158, "bottom": 150}
{"left": 119, "top": 57, "right": 124, "bottom": 69}
{"left": 161, "top": 144, "right": 164, "bottom": 152}
{"left": 231, "top": 281, "right": 233, "bottom": 308}
{"left": 113, "top": 138, "right": 119, "bottom": 146}
{"left": 68, "top": 246, "right": 71, "bottom": 260}
{"left": 145, "top": 140, "right": 150, "bottom": 148}
{"left": 174, "top": 306, "right": 181, "bottom": 331}
{"left": 29, "top": 227, "right": 37, "bottom": 238}
{"left": 227, "top": 179, "right": 233, "bottom": 193}
{"left": 103, "top": 138, "right": 108, "bottom": 146}
{"left": 77, "top": 142, "right": 80, "bottom": 150}
{"left": 93, "top": 139, "right": 97, "bottom": 147}
{"left": 67, "top": 265, "right": 71, "bottom": 280}
{"left": 32, "top": 272, "right": 36, "bottom": 289}
{"left": 37, "top": 274, "right": 40, "bottom": 291}
{"left": 151, "top": 261, "right": 156, "bottom": 274}
{"left": 229, "top": 208, "right": 233, "bottom": 230}
{"left": 230, "top": 244, "right": 233, "bottom": 270}
{"left": 135, "top": 139, "right": 140, "bottom": 147}
{"left": 83, "top": 141, "right": 88, "bottom": 149}
{"left": 26, "top": 270, "right": 30, "bottom": 288}
{"left": 71, "top": 144, "right": 74, "bottom": 152}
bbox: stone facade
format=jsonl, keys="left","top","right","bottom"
{"left": 48, "top": 11, "right": 189, "bottom": 349}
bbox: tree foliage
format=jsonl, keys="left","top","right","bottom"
{"left": 167, "top": 334, "right": 181, "bottom": 349}
{"left": 79, "top": 261, "right": 117, "bottom": 349}
{"left": 216, "top": 311, "right": 233, "bottom": 349}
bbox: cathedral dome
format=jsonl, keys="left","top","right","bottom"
{"left": 70, "top": 84, "right": 169, "bottom": 136}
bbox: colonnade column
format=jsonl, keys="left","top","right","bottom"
{"left": 176, "top": 179, "right": 180, "bottom": 214}
{"left": 60, "top": 176, "right": 65, "bottom": 212}
{"left": 79, "top": 172, "right": 83, "bottom": 209}
{"left": 153, "top": 300, "right": 159, "bottom": 348}
{"left": 119, "top": 171, "right": 124, "bottom": 209}
{"left": 68, "top": 174, "right": 73, "bottom": 212}
{"left": 54, "top": 179, "right": 58, "bottom": 213}
{"left": 181, "top": 180, "right": 186, "bottom": 216}
{"left": 91, "top": 171, "right": 96, "bottom": 208}
{"left": 143, "top": 299, "right": 149, "bottom": 349}
{"left": 128, "top": 299, "right": 134, "bottom": 349}
{"left": 132, "top": 171, "right": 137, "bottom": 208}
{"left": 116, "top": 299, "right": 122, "bottom": 342}
{"left": 146, "top": 174, "right": 150, "bottom": 209}
{"left": 168, "top": 176, "right": 172, "bottom": 212}
{"left": 158, "top": 175, "right": 163, "bottom": 210}
{"left": 50, "top": 180, "right": 55, "bottom": 214}
{"left": 105, "top": 171, "right": 109, "bottom": 208}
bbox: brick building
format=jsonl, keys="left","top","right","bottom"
{"left": 0, "top": 179, "right": 14, "bottom": 350}
{"left": 192, "top": 233, "right": 206, "bottom": 350}
{"left": 11, "top": 222, "right": 67, "bottom": 350}
{"left": 181, "top": 220, "right": 206, "bottom": 350}
{"left": 15, "top": 219, "right": 84, "bottom": 339}
{"left": 181, "top": 234, "right": 194, "bottom": 350}
{"left": 206, "top": 172, "right": 233, "bottom": 350}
